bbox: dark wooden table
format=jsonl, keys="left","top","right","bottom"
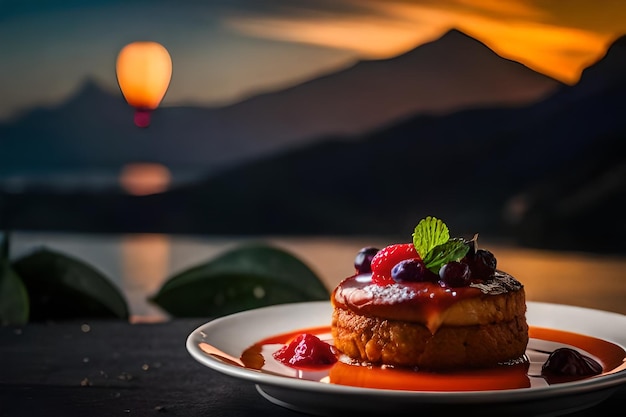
{"left": 1, "top": 319, "right": 624, "bottom": 417}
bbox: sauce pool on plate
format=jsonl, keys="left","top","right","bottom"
{"left": 237, "top": 325, "right": 626, "bottom": 392}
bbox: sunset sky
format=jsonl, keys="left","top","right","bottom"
{"left": 1, "top": 0, "right": 626, "bottom": 122}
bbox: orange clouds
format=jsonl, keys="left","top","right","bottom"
{"left": 456, "top": 18, "right": 614, "bottom": 84}
{"left": 226, "top": 0, "right": 626, "bottom": 84}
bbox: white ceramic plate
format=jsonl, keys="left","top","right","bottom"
{"left": 186, "top": 301, "right": 626, "bottom": 417}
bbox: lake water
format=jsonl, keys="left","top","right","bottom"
{"left": 7, "top": 232, "right": 626, "bottom": 321}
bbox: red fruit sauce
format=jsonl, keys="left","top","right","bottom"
{"left": 236, "top": 326, "right": 626, "bottom": 392}
{"left": 272, "top": 333, "right": 337, "bottom": 369}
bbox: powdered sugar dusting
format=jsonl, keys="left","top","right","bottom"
{"left": 362, "top": 284, "right": 417, "bottom": 303}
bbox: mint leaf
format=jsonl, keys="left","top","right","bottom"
{"left": 412, "top": 216, "right": 449, "bottom": 257}
{"left": 423, "top": 238, "right": 470, "bottom": 273}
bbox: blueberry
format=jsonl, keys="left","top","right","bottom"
{"left": 391, "top": 258, "right": 430, "bottom": 282}
{"left": 354, "top": 247, "right": 379, "bottom": 274}
{"left": 438, "top": 261, "right": 471, "bottom": 287}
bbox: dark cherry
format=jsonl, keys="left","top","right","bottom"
{"left": 541, "top": 348, "right": 602, "bottom": 380}
{"left": 462, "top": 249, "right": 496, "bottom": 279}
{"left": 438, "top": 261, "right": 471, "bottom": 287}
{"left": 354, "top": 247, "right": 379, "bottom": 274}
{"left": 391, "top": 258, "right": 432, "bottom": 283}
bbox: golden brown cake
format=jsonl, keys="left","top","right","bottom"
{"left": 330, "top": 217, "right": 529, "bottom": 370}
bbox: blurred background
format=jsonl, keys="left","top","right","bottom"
{"left": 1, "top": 1, "right": 626, "bottom": 319}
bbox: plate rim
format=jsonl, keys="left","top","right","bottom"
{"left": 186, "top": 300, "right": 626, "bottom": 402}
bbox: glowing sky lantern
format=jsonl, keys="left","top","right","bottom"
{"left": 116, "top": 41, "right": 172, "bottom": 128}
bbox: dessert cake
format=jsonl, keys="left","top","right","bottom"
{"left": 331, "top": 216, "right": 528, "bottom": 370}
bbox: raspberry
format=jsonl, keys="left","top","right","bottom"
{"left": 371, "top": 272, "right": 395, "bottom": 286}
{"left": 370, "top": 243, "right": 420, "bottom": 285}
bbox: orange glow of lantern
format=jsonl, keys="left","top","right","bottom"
{"left": 116, "top": 41, "right": 172, "bottom": 128}
{"left": 119, "top": 163, "right": 171, "bottom": 195}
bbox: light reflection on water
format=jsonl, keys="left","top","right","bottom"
{"left": 8, "top": 232, "right": 626, "bottom": 321}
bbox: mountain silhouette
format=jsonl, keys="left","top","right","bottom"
{"left": 2, "top": 32, "right": 624, "bottom": 255}
{"left": 133, "top": 34, "right": 626, "bottom": 253}
{"left": 0, "top": 29, "right": 561, "bottom": 179}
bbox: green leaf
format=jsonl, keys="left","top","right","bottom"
{"left": 412, "top": 216, "right": 450, "bottom": 257}
{"left": 11, "top": 248, "right": 129, "bottom": 321}
{"left": 0, "top": 258, "right": 29, "bottom": 325}
{"left": 149, "top": 243, "right": 330, "bottom": 318}
{"left": 423, "top": 238, "right": 470, "bottom": 273}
